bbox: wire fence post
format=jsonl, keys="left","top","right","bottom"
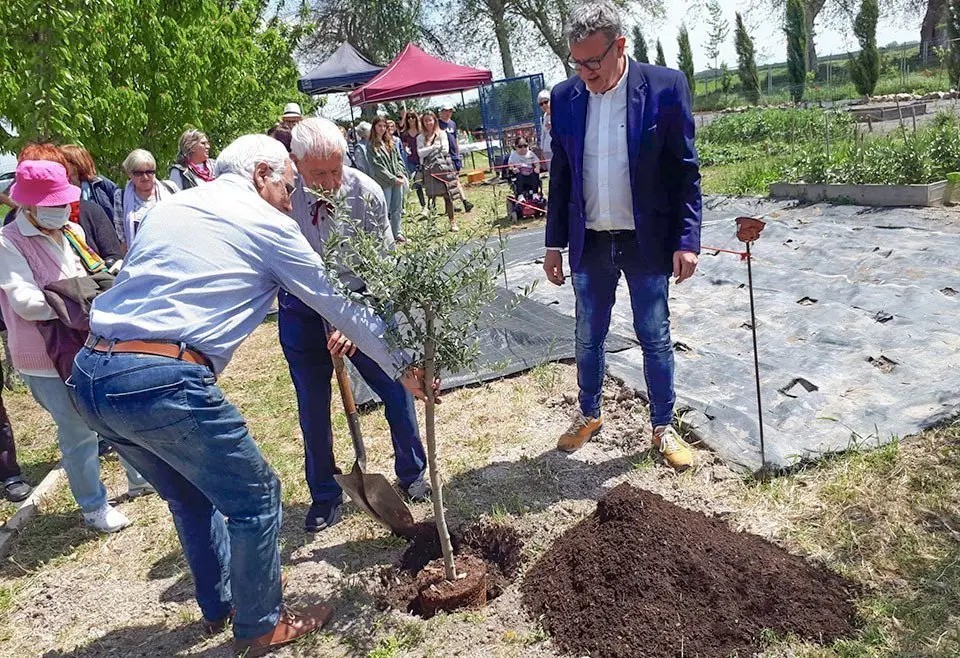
{"left": 824, "top": 111, "right": 830, "bottom": 160}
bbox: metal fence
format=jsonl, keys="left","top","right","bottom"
{"left": 478, "top": 74, "right": 545, "bottom": 171}
{"left": 693, "top": 38, "right": 960, "bottom": 113}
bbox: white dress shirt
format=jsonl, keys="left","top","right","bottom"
{"left": 583, "top": 58, "right": 634, "bottom": 232}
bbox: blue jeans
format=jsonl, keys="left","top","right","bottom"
{"left": 277, "top": 291, "right": 426, "bottom": 508}
{"left": 382, "top": 184, "right": 405, "bottom": 239}
{"left": 571, "top": 230, "right": 675, "bottom": 427}
{"left": 22, "top": 373, "right": 147, "bottom": 512}
{"left": 68, "top": 349, "right": 281, "bottom": 640}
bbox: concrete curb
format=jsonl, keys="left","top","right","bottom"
{"left": 0, "top": 464, "right": 65, "bottom": 558}
{"left": 769, "top": 180, "right": 947, "bottom": 207}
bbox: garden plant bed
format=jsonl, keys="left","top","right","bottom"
{"left": 769, "top": 180, "right": 947, "bottom": 206}
{"left": 847, "top": 102, "right": 927, "bottom": 122}
{"left": 522, "top": 483, "right": 859, "bottom": 658}
{"left": 380, "top": 520, "right": 523, "bottom": 618}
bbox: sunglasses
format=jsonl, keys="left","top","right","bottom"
{"left": 284, "top": 180, "right": 296, "bottom": 197}
{"left": 539, "top": 100, "right": 549, "bottom": 106}
{"left": 131, "top": 169, "right": 156, "bottom": 177}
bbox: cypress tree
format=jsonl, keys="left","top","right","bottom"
{"left": 948, "top": 0, "right": 960, "bottom": 88}
{"left": 785, "top": 0, "right": 807, "bottom": 103}
{"left": 632, "top": 26, "right": 649, "bottom": 64}
{"left": 655, "top": 39, "right": 667, "bottom": 67}
{"left": 850, "top": 0, "right": 880, "bottom": 97}
{"left": 735, "top": 12, "right": 762, "bottom": 105}
{"left": 677, "top": 25, "right": 696, "bottom": 96}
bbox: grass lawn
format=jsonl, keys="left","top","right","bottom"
{"left": 0, "top": 321, "right": 956, "bottom": 657}
{"left": 405, "top": 169, "right": 550, "bottom": 237}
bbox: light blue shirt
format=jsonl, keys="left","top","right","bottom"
{"left": 89, "top": 173, "right": 407, "bottom": 376}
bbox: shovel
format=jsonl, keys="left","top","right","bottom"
{"left": 327, "top": 336, "right": 415, "bottom": 537}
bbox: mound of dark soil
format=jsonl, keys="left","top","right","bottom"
{"left": 522, "top": 484, "right": 859, "bottom": 658}
{"left": 381, "top": 520, "right": 523, "bottom": 617}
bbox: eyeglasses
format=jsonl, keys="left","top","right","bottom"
{"left": 568, "top": 39, "right": 616, "bottom": 72}
{"left": 284, "top": 181, "right": 296, "bottom": 197}
{"left": 131, "top": 170, "right": 156, "bottom": 177}
{"left": 539, "top": 100, "right": 549, "bottom": 106}
{"left": 516, "top": 143, "right": 528, "bottom": 149}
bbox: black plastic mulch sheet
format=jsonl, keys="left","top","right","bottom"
{"left": 500, "top": 197, "right": 960, "bottom": 473}
{"left": 347, "top": 287, "right": 636, "bottom": 406}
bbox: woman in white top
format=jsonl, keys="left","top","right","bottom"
{"left": 0, "top": 160, "right": 151, "bottom": 533}
{"left": 508, "top": 137, "right": 541, "bottom": 196}
{"left": 416, "top": 110, "right": 461, "bottom": 231}
{"left": 112, "top": 149, "right": 177, "bottom": 249}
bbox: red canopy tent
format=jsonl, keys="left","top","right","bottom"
{"left": 348, "top": 44, "right": 492, "bottom": 106}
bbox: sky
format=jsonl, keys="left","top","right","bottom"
{"left": 314, "top": 0, "right": 925, "bottom": 122}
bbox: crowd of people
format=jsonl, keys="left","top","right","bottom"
{"left": 0, "top": 95, "right": 500, "bottom": 515}
{"left": 0, "top": 1, "right": 701, "bottom": 654}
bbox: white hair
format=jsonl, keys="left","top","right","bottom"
{"left": 122, "top": 149, "right": 156, "bottom": 174}
{"left": 356, "top": 121, "right": 372, "bottom": 140}
{"left": 290, "top": 117, "right": 348, "bottom": 161}
{"left": 215, "top": 134, "right": 290, "bottom": 180}
{"left": 538, "top": 88, "right": 551, "bottom": 102}
{"left": 565, "top": 1, "right": 622, "bottom": 45}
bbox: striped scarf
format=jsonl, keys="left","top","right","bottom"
{"left": 61, "top": 224, "right": 106, "bottom": 274}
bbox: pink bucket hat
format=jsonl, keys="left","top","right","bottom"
{"left": 9, "top": 160, "right": 81, "bottom": 207}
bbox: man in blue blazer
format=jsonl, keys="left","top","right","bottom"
{"left": 543, "top": 1, "right": 702, "bottom": 470}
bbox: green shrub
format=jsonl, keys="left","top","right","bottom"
{"left": 700, "top": 108, "right": 854, "bottom": 145}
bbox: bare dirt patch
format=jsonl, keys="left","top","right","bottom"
{"left": 380, "top": 520, "right": 523, "bottom": 617}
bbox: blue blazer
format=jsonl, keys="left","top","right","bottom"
{"left": 545, "top": 59, "right": 702, "bottom": 274}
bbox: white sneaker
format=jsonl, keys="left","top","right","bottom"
{"left": 83, "top": 504, "right": 131, "bottom": 533}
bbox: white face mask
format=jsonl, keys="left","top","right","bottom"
{"left": 31, "top": 206, "right": 70, "bottom": 229}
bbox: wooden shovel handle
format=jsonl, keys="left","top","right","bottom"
{"left": 325, "top": 323, "right": 366, "bottom": 468}
{"left": 332, "top": 353, "right": 358, "bottom": 416}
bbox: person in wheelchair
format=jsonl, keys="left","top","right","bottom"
{"left": 506, "top": 137, "right": 546, "bottom": 220}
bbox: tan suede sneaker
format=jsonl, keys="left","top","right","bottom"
{"left": 652, "top": 425, "right": 695, "bottom": 471}
{"left": 557, "top": 411, "right": 603, "bottom": 452}
{"left": 233, "top": 603, "right": 333, "bottom": 657}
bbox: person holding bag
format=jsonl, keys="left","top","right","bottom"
{"left": 0, "top": 161, "right": 152, "bottom": 533}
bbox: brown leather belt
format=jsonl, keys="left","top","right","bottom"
{"left": 85, "top": 335, "right": 213, "bottom": 370}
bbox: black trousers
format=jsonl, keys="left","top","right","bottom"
{"left": 0, "top": 360, "right": 21, "bottom": 482}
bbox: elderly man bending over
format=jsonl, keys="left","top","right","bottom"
{"left": 281, "top": 118, "right": 430, "bottom": 533}
{"left": 68, "top": 135, "right": 430, "bottom": 656}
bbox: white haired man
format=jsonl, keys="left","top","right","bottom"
{"left": 283, "top": 117, "right": 430, "bottom": 533}
{"left": 68, "top": 134, "right": 432, "bottom": 656}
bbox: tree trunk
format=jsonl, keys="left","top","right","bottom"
{"left": 805, "top": 0, "right": 826, "bottom": 76}
{"left": 921, "top": 0, "right": 947, "bottom": 61}
{"left": 424, "top": 309, "right": 456, "bottom": 581}
{"left": 492, "top": 16, "right": 516, "bottom": 78}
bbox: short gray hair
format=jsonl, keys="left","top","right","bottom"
{"left": 122, "top": 149, "right": 156, "bottom": 174}
{"left": 565, "top": 1, "right": 623, "bottom": 45}
{"left": 290, "top": 117, "right": 348, "bottom": 161}
{"left": 216, "top": 134, "right": 290, "bottom": 180}
{"left": 356, "top": 121, "right": 372, "bottom": 140}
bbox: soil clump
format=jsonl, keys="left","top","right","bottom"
{"left": 380, "top": 520, "right": 523, "bottom": 618}
{"left": 522, "top": 483, "right": 859, "bottom": 658}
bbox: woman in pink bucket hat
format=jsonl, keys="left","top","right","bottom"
{"left": 0, "top": 160, "right": 152, "bottom": 532}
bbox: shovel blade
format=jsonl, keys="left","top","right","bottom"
{"left": 333, "top": 462, "right": 414, "bottom": 536}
